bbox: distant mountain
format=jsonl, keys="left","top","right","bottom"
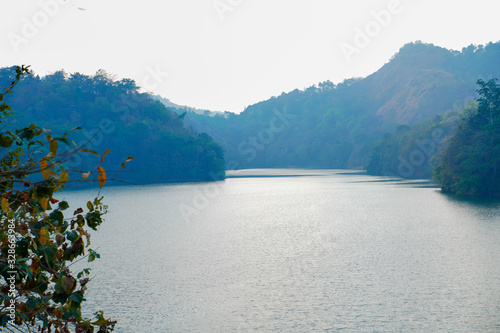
{"left": 361, "top": 42, "right": 500, "bottom": 124}
{"left": 0, "top": 68, "right": 225, "bottom": 185}
{"left": 152, "top": 95, "right": 225, "bottom": 117}
{"left": 182, "top": 41, "right": 500, "bottom": 170}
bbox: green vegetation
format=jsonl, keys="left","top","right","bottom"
{"left": 178, "top": 42, "right": 500, "bottom": 171}
{"left": 0, "top": 66, "right": 115, "bottom": 332}
{"left": 366, "top": 78, "right": 500, "bottom": 196}
{"left": 435, "top": 79, "right": 500, "bottom": 196}
{"left": 0, "top": 67, "right": 225, "bottom": 185}
{"left": 365, "top": 104, "right": 472, "bottom": 179}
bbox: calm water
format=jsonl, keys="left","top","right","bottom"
{"left": 64, "top": 169, "right": 500, "bottom": 332}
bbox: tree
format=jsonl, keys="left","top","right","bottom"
{"left": 435, "top": 79, "right": 500, "bottom": 196}
{"left": 0, "top": 66, "right": 125, "bottom": 332}
{"left": 0, "top": 67, "right": 225, "bottom": 185}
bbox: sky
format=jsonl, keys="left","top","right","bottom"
{"left": 2, "top": 0, "right": 500, "bottom": 113}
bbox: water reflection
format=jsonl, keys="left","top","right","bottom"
{"left": 66, "top": 169, "right": 500, "bottom": 332}
{"left": 439, "top": 192, "right": 500, "bottom": 222}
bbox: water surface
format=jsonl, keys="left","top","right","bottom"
{"left": 65, "top": 169, "right": 500, "bottom": 332}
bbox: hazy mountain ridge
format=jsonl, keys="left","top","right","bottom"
{"left": 182, "top": 41, "right": 500, "bottom": 169}
{"left": 152, "top": 95, "right": 225, "bottom": 117}
{"left": 0, "top": 68, "right": 225, "bottom": 185}
{"left": 363, "top": 42, "right": 483, "bottom": 124}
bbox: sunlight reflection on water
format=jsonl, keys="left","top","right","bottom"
{"left": 66, "top": 169, "right": 500, "bottom": 332}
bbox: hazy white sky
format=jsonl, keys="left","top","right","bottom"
{"left": 2, "top": 0, "right": 500, "bottom": 112}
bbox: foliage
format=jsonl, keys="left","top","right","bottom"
{"left": 365, "top": 107, "right": 467, "bottom": 178}
{"left": 0, "top": 66, "right": 117, "bottom": 332}
{"left": 183, "top": 79, "right": 381, "bottom": 169}
{"left": 180, "top": 41, "right": 500, "bottom": 170}
{"left": 0, "top": 68, "right": 225, "bottom": 185}
{"left": 435, "top": 79, "right": 500, "bottom": 196}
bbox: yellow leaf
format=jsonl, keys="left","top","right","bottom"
{"left": 82, "top": 172, "right": 90, "bottom": 179}
{"left": 100, "top": 149, "right": 111, "bottom": 164}
{"left": 1, "top": 197, "right": 8, "bottom": 212}
{"left": 40, "top": 227, "right": 49, "bottom": 246}
{"left": 60, "top": 171, "right": 69, "bottom": 185}
{"left": 40, "top": 197, "right": 48, "bottom": 211}
{"left": 97, "top": 166, "right": 106, "bottom": 188}
{"left": 121, "top": 156, "right": 135, "bottom": 168}
{"left": 40, "top": 160, "right": 50, "bottom": 179}
{"left": 50, "top": 139, "right": 58, "bottom": 156}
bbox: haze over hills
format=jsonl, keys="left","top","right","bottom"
{"left": 0, "top": 68, "right": 226, "bottom": 185}
{"left": 176, "top": 41, "right": 500, "bottom": 170}
{"left": 2, "top": 41, "right": 499, "bottom": 185}
{"left": 152, "top": 95, "right": 225, "bottom": 117}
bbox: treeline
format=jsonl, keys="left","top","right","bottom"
{"left": 0, "top": 67, "right": 225, "bottom": 185}
{"left": 178, "top": 41, "right": 500, "bottom": 171}
{"left": 183, "top": 79, "right": 387, "bottom": 169}
{"left": 368, "top": 79, "right": 500, "bottom": 196}
{"left": 435, "top": 79, "right": 500, "bottom": 196}
{"left": 366, "top": 105, "right": 468, "bottom": 179}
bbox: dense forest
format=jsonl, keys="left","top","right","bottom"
{"left": 366, "top": 77, "right": 500, "bottom": 196}
{"left": 365, "top": 103, "right": 473, "bottom": 179}
{"left": 1, "top": 42, "right": 498, "bottom": 192}
{"left": 0, "top": 67, "right": 225, "bottom": 185}
{"left": 175, "top": 41, "right": 500, "bottom": 171}
{"left": 435, "top": 79, "right": 500, "bottom": 196}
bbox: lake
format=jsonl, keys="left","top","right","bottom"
{"left": 65, "top": 169, "right": 500, "bottom": 332}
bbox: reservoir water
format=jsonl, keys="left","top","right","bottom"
{"left": 66, "top": 169, "right": 500, "bottom": 332}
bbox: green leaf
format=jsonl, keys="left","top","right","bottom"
{"left": 58, "top": 200, "right": 70, "bottom": 210}
{"left": 88, "top": 249, "right": 100, "bottom": 262}
{"left": 7, "top": 130, "right": 22, "bottom": 145}
{"left": 66, "top": 230, "right": 79, "bottom": 242}
{"left": 54, "top": 136, "right": 77, "bottom": 148}
{"left": 64, "top": 126, "right": 82, "bottom": 136}
{"left": 0, "top": 134, "right": 13, "bottom": 148}
{"left": 80, "top": 149, "right": 100, "bottom": 156}
{"left": 26, "top": 297, "right": 42, "bottom": 310}
{"left": 77, "top": 268, "right": 91, "bottom": 279}
{"left": 69, "top": 292, "right": 85, "bottom": 303}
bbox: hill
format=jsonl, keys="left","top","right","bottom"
{"left": 0, "top": 67, "right": 225, "bottom": 185}
{"left": 182, "top": 41, "right": 500, "bottom": 170}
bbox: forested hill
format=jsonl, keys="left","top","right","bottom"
{"left": 180, "top": 41, "right": 500, "bottom": 170}
{"left": 0, "top": 67, "right": 225, "bottom": 185}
